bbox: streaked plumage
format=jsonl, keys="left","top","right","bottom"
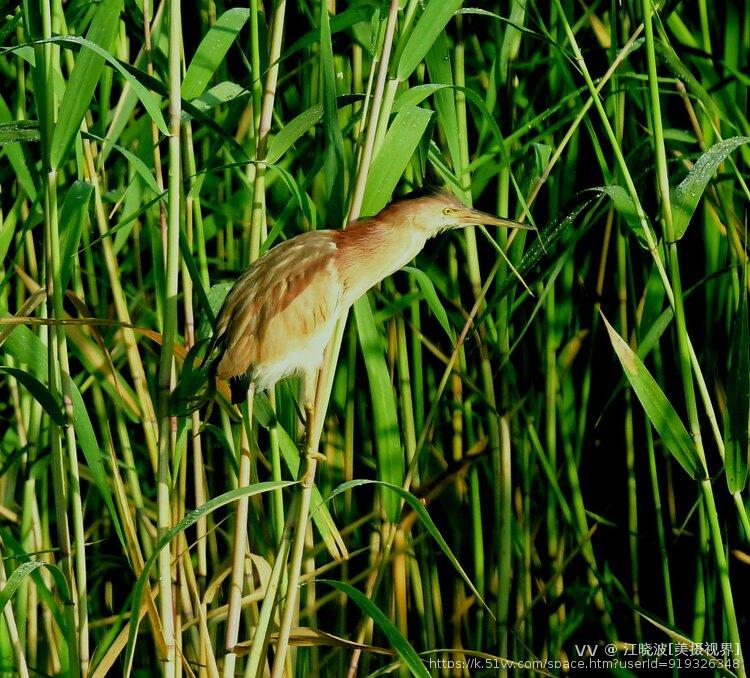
{"left": 206, "top": 189, "right": 529, "bottom": 403}
{"left": 213, "top": 231, "right": 341, "bottom": 394}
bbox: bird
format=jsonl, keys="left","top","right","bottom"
{"left": 185, "top": 188, "right": 530, "bottom": 411}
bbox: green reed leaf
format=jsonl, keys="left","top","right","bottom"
{"left": 594, "top": 185, "right": 656, "bottom": 248}
{"left": 601, "top": 313, "right": 705, "bottom": 480}
{"left": 50, "top": 0, "right": 124, "bottom": 169}
{"left": 182, "top": 8, "right": 250, "bottom": 101}
{"left": 0, "top": 560, "right": 71, "bottom": 618}
{"left": 0, "top": 366, "right": 64, "bottom": 426}
{"left": 0, "top": 119, "right": 39, "bottom": 145}
{"left": 396, "top": 0, "right": 463, "bottom": 82}
{"left": 20, "top": 35, "right": 169, "bottom": 142}
{"left": 403, "top": 266, "right": 453, "bottom": 340}
{"left": 725, "top": 270, "right": 749, "bottom": 493}
{"left": 361, "top": 105, "right": 433, "bottom": 216}
{"left": 671, "top": 136, "right": 750, "bottom": 239}
{"left": 64, "top": 375, "right": 127, "bottom": 551}
{"left": 352, "top": 298, "right": 404, "bottom": 523}
{"left": 326, "top": 479, "right": 494, "bottom": 621}
{"left": 266, "top": 105, "right": 323, "bottom": 165}
{"left": 59, "top": 180, "right": 93, "bottom": 292}
{"left": 319, "top": 579, "right": 430, "bottom": 678}
{"left": 123, "top": 481, "right": 297, "bottom": 676}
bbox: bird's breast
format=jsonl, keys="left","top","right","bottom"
{"left": 335, "top": 223, "right": 428, "bottom": 305}
{"left": 252, "top": 307, "right": 341, "bottom": 390}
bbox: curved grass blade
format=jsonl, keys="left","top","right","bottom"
{"left": 324, "top": 479, "right": 494, "bottom": 620}
{"left": 671, "top": 136, "right": 750, "bottom": 239}
{"left": 392, "top": 83, "right": 447, "bottom": 113}
{"left": 0, "top": 555, "right": 75, "bottom": 667}
{"left": 0, "top": 560, "right": 72, "bottom": 616}
{"left": 49, "top": 0, "right": 124, "bottom": 169}
{"left": 0, "top": 529, "right": 68, "bottom": 635}
{"left": 0, "top": 366, "right": 64, "bottom": 426}
{"left": 403, "top": 266, "right": 454, "bottom": 340}
{"left": 267, "top": 163, "right": 314, "bottom": 224}
{"left": 82, "top": 131, "right": 160, "bottom": 194}
{"left": 63, "top": 374, "right": 127, "bottom": 552}
{"left": 182, "top": 8, "right": 250, "bottom": 101}
{"left": 123, "top": 481, "right": 297, "bottom": 675}
{"left": 59, "top": 180, "right": 93, "bottom": 293}
{"left": 592, "top": 185, "right": 655, "bottom": 248}
{"left": 396, "top": 0, "right": 463, "bottom": 82}
{"left": 361, "top": 105, "right": 433, "bottom": 216}
{"left": 320, "top": 3, "right": 346, "bottom": 227}
{"left": 0, "top": 36, "right": 169, "bottom": 139}
{"left": 601, "top": 313, "right": 705, "bottom": 480}
{"left": 352, "top": 300, "right": 404, "bottom": 523}
{"left": 318, "top": 580, "right": 430, "bottom": 678}
{"left": 266, "top": 105, "right": 323, "bottom": 165}
{"left": 726, "top": 270, "right": 749, "bottom": 493}
{"left": 1, "top": 559, "right": 74, "bottom": 675}
{"left": 0, "top": 120, "right": 39, "bottom": 145}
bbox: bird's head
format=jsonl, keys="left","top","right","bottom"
{"left": 382, "top": 188, "right": 532, "bottom": 236}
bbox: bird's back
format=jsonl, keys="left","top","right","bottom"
{"left": 213, "top": 230, "right": 343, "bottom": 392}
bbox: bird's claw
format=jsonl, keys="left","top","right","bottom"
{"left": 303, "top": 450, "right": 327, "bottom": 463}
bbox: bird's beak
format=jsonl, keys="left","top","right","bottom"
{"left": 456, "top": 207, "right": 533, "bottom": 230}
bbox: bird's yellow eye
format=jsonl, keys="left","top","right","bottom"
{"left": 442, "top": 208, "right": 454, "bottom": 215}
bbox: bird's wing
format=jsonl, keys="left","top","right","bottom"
{"left": 213, "top": 231, "right": 339, "bottom": 381}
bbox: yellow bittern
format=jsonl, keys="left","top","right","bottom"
{"left": 198, "top": 188, "right": 528, "bottom": 676}
{"left": 204, "top": 188, "right": 529, "bottom": 405}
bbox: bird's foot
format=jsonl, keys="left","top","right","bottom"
{"left": 300, "top": 401, "right": 326, "bottom": 462}
{"left": 302, "top": 449, "right": 327, "bottom": 463}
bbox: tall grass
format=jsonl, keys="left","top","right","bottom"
{"left": 0, "top": 1, "right": 748, "bottom": 676}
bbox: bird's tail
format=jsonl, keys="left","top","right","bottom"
{"left": 229, "top": 372, "right": 252, "bottom": 404}
{"left": 169, "top": 337, "right": 220, "bottom": 416}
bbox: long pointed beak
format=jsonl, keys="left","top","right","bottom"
{"left": 456, "top": 207, "right": 534, "bottom": 230}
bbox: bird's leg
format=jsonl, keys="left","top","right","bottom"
{"left": 303, "top": 402, "right": 326, "bottom": 463}
{"left": 303, "top": 369, "right": 326, "bottom": 463}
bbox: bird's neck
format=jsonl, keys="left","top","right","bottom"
{"left": 334, "top": 218, "right": 429, "bottom": 305}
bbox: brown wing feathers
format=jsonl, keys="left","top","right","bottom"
{"left": 212, "top": 233, "right": 338, "bottom": 384}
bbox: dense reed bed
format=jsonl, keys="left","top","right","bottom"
{"left": 0, "top": 0, "right": 748, "bottom": 676}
